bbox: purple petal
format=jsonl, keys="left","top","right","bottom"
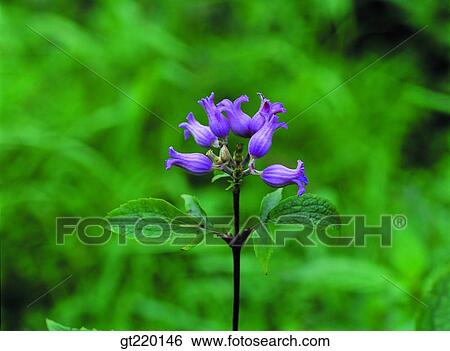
{"left": 218, "top": 95, "right": 252, "bottom": 137}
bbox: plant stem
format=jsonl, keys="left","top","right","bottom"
{"left": 232, "top": 185, "right": 241, "bottom": 331}
{"left": 232, "top": 245, "right": 241, "bottom": 331}
{"left": 233, "top": 185, "right": 240, "bottom": 237}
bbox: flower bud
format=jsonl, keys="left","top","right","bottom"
{"left": 261, "top": 160, "right": 308, "bottom": 196}
{"left": 206, "top": 149, "right": 219, "bottom": 162}
{"left": 179, "top": 112, "right": 219, "bottom": 148}
{"left": 218, "top": 96, "right": 252, "bottom": 137}
{"left": 219, "top": 145, "right": 232, "bottom": 164}
{"left": 165, "top": 147, "right": 213, "bottom": 175}
{"left": 198, "top": 92, "right": 230, "bottom": 138}
{"left": 248, "top": 115, "right": 287, "bottom": 159}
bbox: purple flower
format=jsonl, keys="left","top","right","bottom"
{"left": 179, "top": 112, "right": 219, "bottom": 148}
{"left": 165, "top": 147, "right": 213, "bottom": 175}
{"left": 249, "top": 93, "right": 286, "bottom": 135}
{"left": 218, "top": 95, "right": 252, "bottom": 137}
{"left": 198, "top": 92, "right": 230, "bottom": 138}
{"left": 248, "top": 115, "right": 287, "bottom": 158}
{"left": 261, "top": 160, "right": 308, "bottom": 196}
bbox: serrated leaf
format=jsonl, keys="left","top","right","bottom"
{"left": 107, "top": 198, "right": 201, "bottom": 246}
{"left": 253, "top": 189, "right": 283, "bottom": 275}
{"left": 46, "top": 319, "right": 96, "bottom": 331}
{"left": 254, "top": 193, "right": 339, "bottom": 274}
{"left": 417, "top": 270, "right": 450, "bottom": 330}
{"left": 268, "top": 193, "right": 339, "bottom": 227}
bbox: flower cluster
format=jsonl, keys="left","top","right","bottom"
{"left": 166, "top": 92, "right": 308, "bottom": 196}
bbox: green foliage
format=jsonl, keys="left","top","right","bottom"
{"left": 268, "top": 194, "right": 339, "bottom": 226}
{"left": 46, "top": 319, "right": 96, "bottom": 331}
{"left": 181, "top": 194, "right": 207, "bottom": 218}
{"left": 211, "top": 173, "right": 231, "bottom": 183}
{"left": 260, "top": 189, "right": 284, "bottom": 222}
{"left": 253, "top": 189, "right": 283, "bottom": 274}
{"left": 108, "top": 198, "right": 186, "bottom": 220}
{"left": 107, "top": 198, "right": 200, "bottom": 240}
{"left": 107, "top": 197, "right": 204, "bottom": 252}
{"left": 283, "top": 257, "right": 389, "bottom": 292}
{"left": 253, "top": 222, "right": 276, "bottom": 275}
{"left": 180, "top": 194, "right": 208, "bottom": 250}
{"left": 253, "top": 191, "right": 339, "bottom": 274}
{"left": 417, "top": 271, "right": 450, "bottom": 330}
{"left": 46, "top": 319, "right": 72, "bottom": 331}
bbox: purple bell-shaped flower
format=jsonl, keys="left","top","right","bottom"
{"left": 261, "top": 160, "right": 308, "bottom": 196}
{"left": 249, "top": 93, "right": 286, "bottom": 135}
{"left": 179, "top": 112, "right": 219, "bottom": 148}
{"left": 165, "top": 147, "right": 213, "bottom": 175}
{"left": 248, "top": 115, "right": 287, "bottom": 159}
{"left": 217, "top": 95, "right": 252, "bottom": 137}
{"left": 198, "top": 92, "right": 230, "bottom": 138}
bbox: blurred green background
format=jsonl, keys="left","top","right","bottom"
{"left": 1, "top": 0, "right": 449, "bottom": 330}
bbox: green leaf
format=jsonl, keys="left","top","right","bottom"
{"left": 107, "top": 198, "right": 201, "bottom": 246}
{"left": 211, "top": 173, "right": 231, "bottom": 183}
{"left": 108, "top": 197, "right": 186, "bottom": 219}
{"left": 417, "top": 270, "right": 450, "bottom": 330}
{"left": 268, "top": 193, "right": 339, "bottom": 226}
{"left": 225, "top": 182, "right": 234, "bottom": 191}
{"left": 253, "top": 222, "right": 276, "bottom": 275}
{"left": 181, "top": 194, "right": 207, "bottom": 218}
{"left": 46, "top": 319, "right": 72, "bottom": 331}
{"left": 253, "top": 192, "right": 339, "bottom": 275}
{"left": 180, "top": 194, "right": 207, "bottom": 251}
{"left": 253, "top": 189, "right": 283, "bottom": 275}
{"left": 260, "top": 188, "right": 283, "bottom": 221}
{"left": 46, "top": 319, "right": 96, "bottom": 331}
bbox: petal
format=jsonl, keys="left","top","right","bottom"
{"left": 168, "top": 146, "right": 178, "bottom": 158}
{"left": 178, "top": 123, "right": 191, "bottom": 140}
{"left": 165, "top": 158, "right": 176, "bottom": 170}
